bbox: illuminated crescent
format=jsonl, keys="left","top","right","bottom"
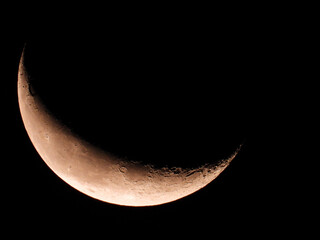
{"left": 18, "top": 49, "right": 240, "bottom": 206}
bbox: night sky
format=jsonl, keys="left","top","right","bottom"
{"left": 1, "top": 10, "right": 292, "bottom": 236}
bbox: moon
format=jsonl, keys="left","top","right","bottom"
{"left": 18, "top": 48, "right": 241, "bottom": 207}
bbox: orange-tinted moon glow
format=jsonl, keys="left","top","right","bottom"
{"left": 18, "top": 50, "right": 240, "bottom": 206}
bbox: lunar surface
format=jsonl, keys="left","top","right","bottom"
{"left": 18, "top": 49, "right": 240, "bottom": 207}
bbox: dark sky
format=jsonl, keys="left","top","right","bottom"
{"left": 1, "top": 11, "right": 291, "bottom": 236}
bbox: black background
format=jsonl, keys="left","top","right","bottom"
{"left": 1, "top": 5, "right": 294, "bottom": 237}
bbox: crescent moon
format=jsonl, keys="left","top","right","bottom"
{"left": 18, "top": 49, "right": 241, "bottom": 207}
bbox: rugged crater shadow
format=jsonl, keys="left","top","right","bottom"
{"left": 23, "top": 31, "right": 249, "bottom": 169}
